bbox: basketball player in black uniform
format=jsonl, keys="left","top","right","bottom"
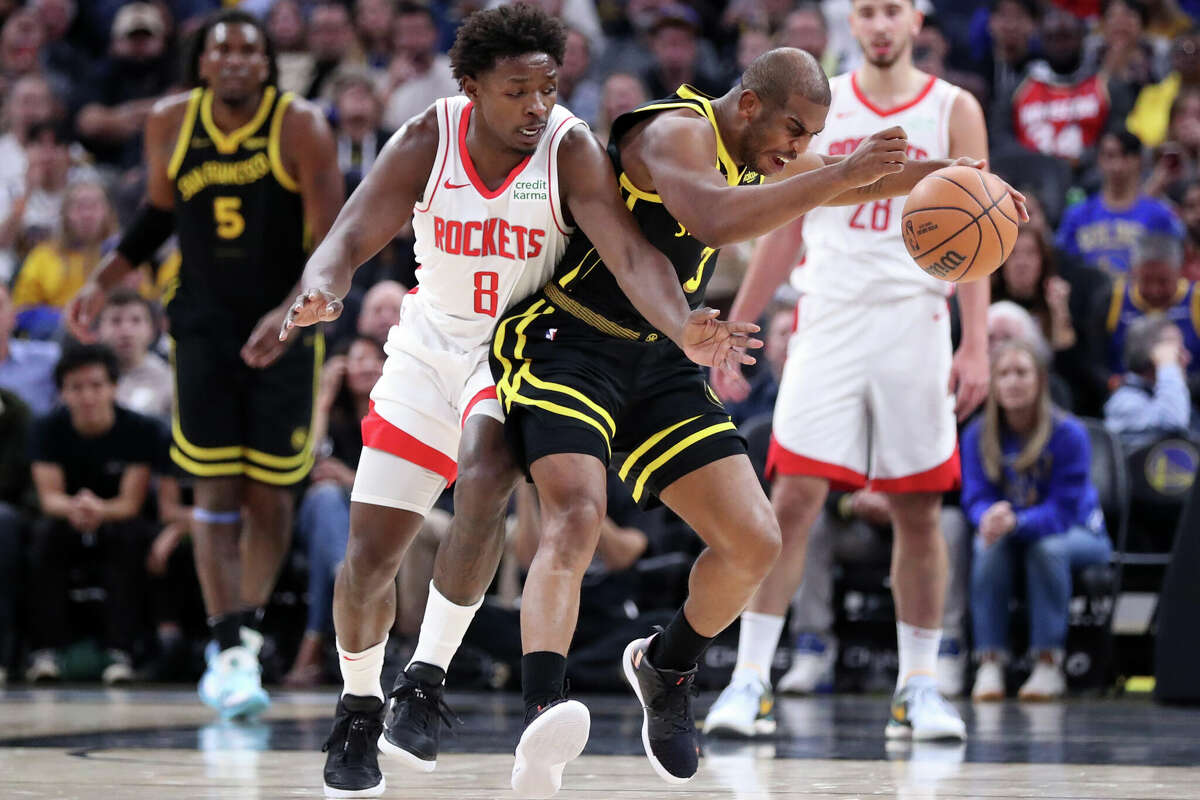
{"left": 489, "top": 47, "right": 1025, "bottom": 789}
{"left": 67, "top": 10, "right": 343, "bottom": 718}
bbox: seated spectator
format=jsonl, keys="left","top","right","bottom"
{"left": 1180, "top": 181, "right": 1200, "bottom": 280}
{"left": 1056, "top": 131, "right": 1184, "bottom": 275}
{"left": 727, "top": 293, "right": 792, "bottom": 426}
{"left": 775, "top": 490, "right": 971, "bottom": 696}
{"left": 12, "top": 180, "right": 117, "bottom": 335}
{"left": 356, "top": 0, "right": 396, "bottom": 69}
{"left": 594, "top": 72, "right": 648, "bottom": 146}
{"left": 303, "top": 2, "right": 364, "bottom": 104}
{"left": 1083, "top": 0, "right": 1170, "bottom": 121}
{"left": 268, "top": 0, "right": 313, "bottom": 97}
{"left": 29, "top": 0, "right": 91, "bottom": 99}
{"left": 994, "top": 227, "right": 1078, "bottom": 352}
{"left": 0, "top": 74, "right": 58, "bottom": 280}
{"left": 1143, "top": 88, "right": 1200, "bottom": 199}
{"left": 0, "top": 119, "right": 75, "bottom": 284}
{"left": 639, "top": 5, "right": 729, "bottom": 99}
{"left": 357, "top": 279, "right": 406, "bottom": 345}
{"left": 963, "top": 338, "right": 1112, "bottom": 702}
{"left": 0, "top": 284, "right": 60, "bottom": 416}
{"left": 0, "top": 386, "right": 32, "bottom": 686}
{"left": 1101, "top": 232, "right": 1200, "bottom": 388}
{"left": 559, "top": 27, "right": 602, "bottom": 127}
{"left": 96, "top": 289, "right": 171, "bottom": 423}
{"left": 1008, "top": 9, "right": 1110, "bottom": 167}
{"left": 1126, "top": 26, "right": 1200, "bottom": 147}
{"left": 776, "top": 4, "right": 841, "bottom": 77}
{"left": 73, "top": 2, "right": 177, "bottom": 170}
{"left": 0, "top": 9, "right": 43, "bottom": 99}
{"left": 978, "top": 0, "right": 1041, "bottom": 144}
{"left": 329, "top": 69, "right": 387, "bottom": 197}
{"left": 988, "top": 299, "right": 1050, "bottom": 355}
{"left": 27, "top": 344, "right": 160, "bottom": 684}
{"left": 381, "top": 2, "right": 458, "bottom": 131}
{"left": 912, "top": 15, "right": 987, "bottom": 101}
{"left": 1105, "top": 316, "right": 1194, "bottom": 448}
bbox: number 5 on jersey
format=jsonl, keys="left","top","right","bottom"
{"left": 214, "top": 196, "right": 245, "bottom": 239}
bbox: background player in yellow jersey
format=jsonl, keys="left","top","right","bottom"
{"left": 66, "top": 9, "right": 343, "bottom": 719}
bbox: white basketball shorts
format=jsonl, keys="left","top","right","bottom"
{"left": 767, "top": 291, "right": 960, "bottom": 493}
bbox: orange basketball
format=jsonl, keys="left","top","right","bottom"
{"left": 900, "top": 166, "right": 1020, "bottom": 283}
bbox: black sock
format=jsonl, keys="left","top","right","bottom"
{"left": 209, "top": 613, "right": 242, "bottom": 651}
{"left": 521, "top": 651, "right": 566, "bottom": 721}
{"left": 647, "top": 608, "right": 713, "bottom": 672}
{"left": 241, "top": 606, "right": 265, "bottom": 635}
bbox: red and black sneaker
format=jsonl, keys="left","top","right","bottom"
{"left": 622, "top": 634, "right": 701, "bottom": 785}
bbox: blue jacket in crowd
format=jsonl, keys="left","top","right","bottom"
{"left": 961, "top": 413, "right": 1107, "bottom": 541}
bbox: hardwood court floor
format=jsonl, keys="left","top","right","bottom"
{"left": 2, "top": 688, "right": 1199, "bottom": 799}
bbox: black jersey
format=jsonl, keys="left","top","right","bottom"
{"left": 165, "top": 86, "right": 307, "bottom": 340}
{"left": 548, "top": 86, "right": 764, "bottom": 335}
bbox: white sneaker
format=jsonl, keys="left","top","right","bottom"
{"left": 971, "top": 661, "right": 1005, "bottom": 702}
{"left": 886, "top": 676, "right": 966, "bottom": 741}
{"left": 776, "top": 633, "right": 836, "bottom": 695}
{"left": 702, "top": 674, "right": 776, "bottom": 738}
{"left": 25, "top": 649, "right": 60, "bottom": 682}
{"left": 1018, "top": 661, "right": 1065, "bottom": 701}
{"left": 511, "top": 699, "right": 591, "bottom": 798}
{"left": 936, "top": 639, "right": 965, "bottom": 698}
{"left": 102, "top": 651, "right": 134, "bottom": 685}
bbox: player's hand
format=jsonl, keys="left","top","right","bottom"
{"left": 65, "top": 282, "right": 107, "bottom": 343}
{"left": 711, "top": 362, "right": 751, "bottom": 403}
{"left": 680, "top": 308, "right": 763, "bottom": 375}
{"left": 949, "top": 342, "right": 989, "bottom": 421}
{"left": 242, "top": 306, "right": 290, "bottom": 369}
{"left": 838, "top": 125, "right": 908, "bottom": 186}
{"left": 280, "top": 288, "right": 344, "bottom": 342}
{"left": 950, "top": 158, "right": 1030, "bottom": 223}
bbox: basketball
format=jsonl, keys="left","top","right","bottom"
{"left": 900, "top": 165, "right": 1020, "bottom": 283}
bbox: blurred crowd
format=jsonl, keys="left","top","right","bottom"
{"left": 0, "top": 0, "right": 1197, "bottom": 699}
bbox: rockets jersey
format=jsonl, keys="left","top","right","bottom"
{"left": 408, "top": 95, "right": 585, "bottom": 350}
{"left": 797, "top": 72, "right": 960, "bottom": 304}
{"left": 1106, "top": 276, "right": 1200, "bottom": 374}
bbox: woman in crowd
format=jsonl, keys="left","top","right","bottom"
{"left": 962, "top": 338, "right": 1112, "bottom": 702}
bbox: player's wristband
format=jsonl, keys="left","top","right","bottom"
{"left": 115, "top": 203, "right": 174, "bottom": 265}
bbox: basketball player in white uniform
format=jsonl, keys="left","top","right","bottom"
{"left": 279, "top": 7, "right": 760, "bottom": 798}
{"left": 706, "top": 0, "right": 1027, "bottom": 741}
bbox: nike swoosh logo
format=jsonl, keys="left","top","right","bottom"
{"left": 444, "top": 179, "right": 471, "bottom": 189}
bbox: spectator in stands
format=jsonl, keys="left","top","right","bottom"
{"left": 30, "top": 0, "right": 90, "bottom": 98}
{"left": 1144, "top": 0, "right": 1196, "bottom": 41}
{"left": 988, "top": 300, "right": 1050, "bottom": 355}
{"left": 12, "top": 180, "right": 117, "bottom": 326}
{"left": 1101, "top": 232, "right": 1200, "bottom": 388}
{"left": 0, "top": 285, "right": 59, "bottom": 416}
{"left": 355, "top": 279, "right": 406, "bottom": 345}
{"left": 0, "top": 115, "right": 74, "bottom": 284}
{"left": 268, "top": 0, "right": 312, "bottom": 96}
{"left": 727, "top": 293, "right": 792, "bottom": 426}
{"left": 27, "top": 343, "right": 160, "bottom": 684}
{"left": 304, "top": 2, "right": 361, "bottom": 102}
{"left": 995, "top": 227, "right": 1078, "bottom": 353}
{"left": 776, "top": 4, "right": 839, "bottom": 76}
{"left": 0, "top": 385, "right": 32, "bottom": 686}
{"left": 0, "top": 74, "right": 57, "bottom": 215}
{"left": 96, "top": 289, "right": 171, "bottom": 423}
{"left": 1105, "top": 315, "right": 1194, "bottom": 448}
{"left": 0, "top": 9, "right": 43, "bottom": 99}
{"left": 963, "top": 337, "right": 1111, "bottom": 702}
{"left": 640, "top": 4, "right": 728, "bottom": 99}
{"left": 381, "top": 2, "right": 458, "bottom": 131}
{"left": 558, "top": 28, "right": 601, "bottom": 127}
{"left": 1008, "top": 8, "right": 1109, "bottom": 166}
{"left": 282, "top": 336, "right": 387, "bottom": 686}
{"left": 1056, "top": 131, "right": 1184, "bottom": 275}
{"left": 1163, "top": 87, "right": 1200, "bottom": 173}
{"left": 1126, "top": 27, "right": 1200, "bottom": 146}
{"left": 736, "top": 27, "right": 772, "bottom": 79}
{"left": 594, "top": 72, "right": 648, "bottom": 146}
{"left": 1180, "top": 182, "right": 1200, "bottom": 280}
{"left": 978, "top": 0, "right": 1041, "bottom": 141}
{"left": 330, "top": 69, "right": 388, "bottom": 197}
{"left": 356, "top": 0, "right": 396, "bottom": 69}
{"left": 74, "top": 2, "right": 176, "bottom": 170}
{"left": 912, "top": 15, "right": 987, "bottom": 101}
{"left": 1084, "top": 0, "right": 1171, "bottom": 122}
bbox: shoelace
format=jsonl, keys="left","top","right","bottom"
{"left": 390, "top": 680, "right": 460, "bottom": 733}
{"left": 322, "top": 709, "right": 379, "bottom": 757}
{"left": 911, "top": 683, "right": 957, "bottom": 717}
{"left": 649, "top": 671, "right": 698, "bottom": 736}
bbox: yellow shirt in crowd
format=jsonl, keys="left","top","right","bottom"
{"left": 12, "top": 242, "right": 94, "bottom": 309}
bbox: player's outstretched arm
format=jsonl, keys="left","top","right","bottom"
{"left": 281, "top": 106, "right": 439, "bottom": 340}
{"left": 639, "top": 116, "right": 906, "bottom": 248}
{"left": 558, "top": 128, "right": 762, "bottom": 372}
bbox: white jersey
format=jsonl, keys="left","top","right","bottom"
{"left": 797, "top": 72, "right": 960, "bottom": 304}
{"left": 407, "top": 95, "right": 585, "bottom": 350}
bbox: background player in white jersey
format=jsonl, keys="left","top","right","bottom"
{"left": 280, "top": 7, "right": 760, "bottom": 797}
{"left": 706, "top": 0, "right": 1029, "bottom": 741}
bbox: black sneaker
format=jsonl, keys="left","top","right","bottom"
{"left": 378, "top": 661, "right": 456, "bottom": 772}
{"left": 322, "top": 694, "right": 385, "bottom": 798}
{"left": 621, "top": 634, "right": 701, "bottom": 784}
{"left": 511, "top": 697, "right": 591, "bottom": 798}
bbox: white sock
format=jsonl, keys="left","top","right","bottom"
{"left": 338, "top": 636, "right": 387, "bottom": 701}
{"left": 407, "top": 581, "right": 483, "bottom": 675}
{"left": 896, "top": 621, "right": 941, "bottom": 689}
{"left": 732, "top": 612, "right": 785, "bottom": 686}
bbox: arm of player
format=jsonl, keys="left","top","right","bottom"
{"left": 557, "top": 128, "right": 761, "bottom": 372}
{"left": 641, "top": 116, "right": 907, "bottom": 248}
{"left": 66, "top": 96, "right": 182, "bottom": 342}
{"left": 947, "top": 89, "right": 993, "bottom": 421}
{"left": 242, "top": 100, "right": 343, "bottom": 367}
{"left": 280, "top": 106, "right": 440, "bottom": 340}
